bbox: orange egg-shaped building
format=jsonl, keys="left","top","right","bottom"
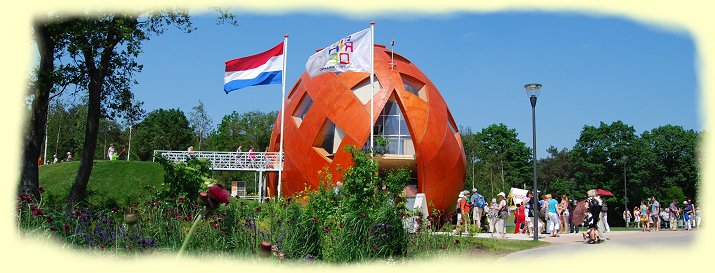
{"left": 266, "top": 45, "right": 466, "bottom": 211}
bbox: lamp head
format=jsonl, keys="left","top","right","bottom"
{"left": 524, "top": 83, "right": 542, "bottom": 98}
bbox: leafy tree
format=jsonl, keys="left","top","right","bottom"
{"left": 537, "top": 146, "right": 575, "bottom": 195}
{"left": 207, "top": 110, "right": 277, "bottom": 151}
{"left": 132, "top": 108, "right": 193, "bottom": 161}
{"left": 58, "top": 12, "right": 193, "bottom": 202}
{"left": 459, "top": 126, "right": 480, "bottom": 190}
{"left": 467, "top": 124, "right": 531, "bottom": 197}
{"left": 188, "top": 100, "right": 213, "bottom": 150}
{"left": 637, "top": 125, "right": 699, "bottom": 200}
{"left": 571, "top": 121, "right": 639, "bottom": 226}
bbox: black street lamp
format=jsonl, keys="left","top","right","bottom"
{"left": 622, "top": 155, "right": 628, "bottom": 228}
{"left": 525, "top": 83, "right": 542, "bottom": 241}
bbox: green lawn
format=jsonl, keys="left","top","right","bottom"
{"left": 38, "top": 160, "right": 164, "bottom": 208}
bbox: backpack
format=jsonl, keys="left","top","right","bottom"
{"left": 474, "top": 194, "right": 485, "bottom": 208}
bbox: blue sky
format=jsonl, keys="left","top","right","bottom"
{"left": 129, "top": 11, "right": 699, "bottom": 157}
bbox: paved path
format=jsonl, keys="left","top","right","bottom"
{"left": 499, "top": 229, "right": 697, "bottom": 260}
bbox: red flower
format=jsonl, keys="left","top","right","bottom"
{"left": 111, "top": 207, "right": 120, "bottom": 213}
{"left": 45, "top": 216, "right": 53, "bottom": 223}
{"left": 208, "top": 185, "right": 231, "bottom": 204}
{"left": 49, "top": 226, "right": 57, "bottom": 231}
{"left": 454, "top": 239, "right": 460, "bottom": 245}
{"left": 322, "top": 226, "right": 330, "bottom": 233}
{"left": 255, "top": 206, "right": 262, "bottom": 212}
{"left": 311, "top": 217, "right": 318, "bottom": 223}
{"left": 178, "top": 197, "right": 186, "bottom": 203}
{"left": 359, "top": 212, "right": 366, "bottom": 218}
{"left": 38, "top": 185, "right": 45, "bottom": 193}
{"left": 439, "top": 245, "right": 449, "bottom": 249}
{"left": 339, "top": 223, "right": 344, "bottom": 229}
{"left": 63, "top": 224, "right": 70, "bottom": 233}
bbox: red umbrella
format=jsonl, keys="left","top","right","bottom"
{"left": 595, "top": 189, "right": 614, "bottom": 197}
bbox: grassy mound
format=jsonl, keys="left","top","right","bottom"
{"left": 38, "top": 160, "right": 164, "bottom": 208}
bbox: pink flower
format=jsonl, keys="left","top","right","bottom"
{"left": 124, "top": 213, "right": 140, "bottom": 225}
{"left": 259, "top": 241, "right": 272, "bottom": 257}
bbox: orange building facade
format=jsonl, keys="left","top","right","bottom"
{"left": 267, "top": 45, "right": 466, "bottom": 211}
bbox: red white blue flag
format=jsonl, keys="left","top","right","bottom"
{"left": 224, "top": 42, "right": 284, "bottom": 93}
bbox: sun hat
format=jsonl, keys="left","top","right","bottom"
{"left": 459, "top": 193, "right": 465, "bottom": 198}
{"left": 472, "top": 188, "right": 478, "bottom": 192}
{"left": 497, "top": 192, "right": 505, "bottom": 197}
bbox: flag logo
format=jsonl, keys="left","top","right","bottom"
{"left": 306, "top": 28, "right": 372, "bottom": 77}
{"left": 224, "top": 42, "right": 284, "bottom": 93}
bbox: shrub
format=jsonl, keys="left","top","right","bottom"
{"left": 157, "top": 157, "right": 217, "bottom": 201}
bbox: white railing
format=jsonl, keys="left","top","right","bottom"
{"left": 153, "top": 150, "right": 283, "bottom": 171}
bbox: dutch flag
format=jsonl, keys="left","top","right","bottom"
{"left": 224, "top": 42, "right": 284, "bottom": 93}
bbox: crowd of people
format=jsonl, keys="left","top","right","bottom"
{"left": 452, "top": 188, "right": 701, "bottom": 244}
{"left": 626, "top": 196, "right": 701, "bottom": 232}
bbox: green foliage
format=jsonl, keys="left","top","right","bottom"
{"left": 188, "top": 100, "right": 213, "bottom": 150}
{"left": 374, "top": 135, "right": 389, "bottom": 155}
{"left": 157, "top": 157, "right": 217, "bottom": 201}
{"left": 206, "top": 110, "right": 277, "bottom": 151}
{"left": 133, "top": 108, "right": 193, "bottom": 160}
{"left": 461, "top": 124, "right": 531, "bottom": 197}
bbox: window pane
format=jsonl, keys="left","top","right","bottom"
{"left": 384, "top": 116, "right": 399, "bottom": 135}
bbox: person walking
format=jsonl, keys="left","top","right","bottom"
{"left": 583, "top": 189, "right": 602, "bottom": 244}
{"left": 453, "top": 191, "right": 470, "bottom": 235}
{"left": 545, "top": 194, "right": 560, "bottom": 237}
{"left": 248, "top": 146, "right": 256, "bottom": 168}
{"left": 687, "top": 199, "right": 696, "bottom": 228}
{"left": 668, "top": 200, "right": 679, "bottom": 231}
{"left": 634, "top": 206, "right": 642, "bottom": 229}
{"left": 514, "top": 203, "right": 526, "bottom": 234}
{"left": 559, "top": 195, "right": 570, "bottom": 234}
{"left": 623, "top": 209, "right": 632, "bottom": 229}
{"left": 695, "top": 206, "right": 701, "bottom": 229}
{"left": 524, "top": 191, "right": 533, "bottom": 236}
{"left": 470, "top": 188, "right": 486, "bottom": 230}
{"left": 107, "top": 143, "right": 115, "bottom": 160}
{"left": 601, "top": 201, "right": 611, "bottom": 233}
{"left": 488, "top": 198, "right": 498, "bottom": 236}
{"left": 683, "top": 200, "right": 693, "bottom": 230}
{"left": 496, "top": 192, "right": 508, "bottom": 239}
{"left": 639, "top": 201, "right": 649, "bottom": 232}
{"left": 650, "top": 197, "right": 660, "bottom": 232}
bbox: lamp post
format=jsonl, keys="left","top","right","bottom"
{"left": 622, "top": 155, "right": 628, "bottom": 228}
{"left": 524, "top": 83, "right": 542, "bottom": 241}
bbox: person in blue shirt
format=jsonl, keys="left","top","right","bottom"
{"left": 546, "top": 194, "right": 560, "bottom": 237}
{"left": 470, "top": 188, "right": 486, "bottom": 229}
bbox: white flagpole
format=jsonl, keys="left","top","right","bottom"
{"left": 277, "top": 35, "right": 288, "bottom": 199}
{"left": 370, "top": 22, "right": 375, "bottom": 155}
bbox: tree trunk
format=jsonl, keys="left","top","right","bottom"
{"left": 19, "top": 22, "right": 53, "bottom": 198}
{"left": 68, "top": 19, "right": 122, "bottom": 202}
{"left": 68, "top": 72, "right": 102, "bottom": 202}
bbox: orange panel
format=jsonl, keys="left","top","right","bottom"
{"left": 268, "top": 45, "right": 466, "bottom": 211}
